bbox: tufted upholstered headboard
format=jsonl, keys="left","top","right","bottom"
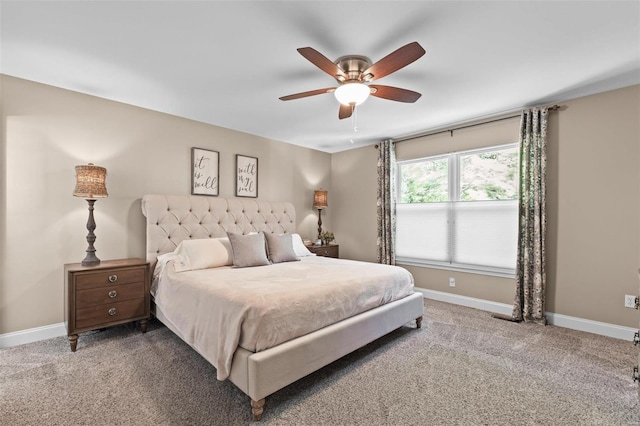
{"left": 141, "top": 194, "right": 296, "bottom": 263}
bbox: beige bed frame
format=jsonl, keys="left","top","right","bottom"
{"left": 142, "top": 194, "right": 424, "bottom": 420}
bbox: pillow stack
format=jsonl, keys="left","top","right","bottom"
{"left": 172, "top": 233, "right": 314, "bottom": 271}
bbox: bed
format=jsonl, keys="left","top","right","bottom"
{"left": 141, "top": 194, "right": 424, "bottom": 420}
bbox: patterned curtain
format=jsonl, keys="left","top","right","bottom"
{"left": 512, "top": 107, "right": 548, "bottom": 324}
{"left": 377, "top": 140, "right": 396, "bottom": 265}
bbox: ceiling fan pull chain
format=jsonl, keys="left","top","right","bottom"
{"left": 352, "top": 104, "right": 358, "bottom": 132}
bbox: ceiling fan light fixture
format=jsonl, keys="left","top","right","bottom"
{"left": 334, "top": 82, "right": 370, "bottom": 106}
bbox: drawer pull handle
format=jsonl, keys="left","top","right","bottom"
{"left": 634, "top": 331, "right": 640, "bottom": 346}
{"left": 108, "top": 308, "right": 117, "bottom": 316}
{"left": 108, "top": 290, "right": 117, "bottom": 299}
{"left": 634, "top": 366, "right": 640, "bottom": 383}
{"left": 108, "top": 274, "right": 118, "bottom": 283}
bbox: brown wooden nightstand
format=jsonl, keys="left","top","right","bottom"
{"left": 306, "top": 244, "right": 339, "bottom": 258}
{"left": 64, "top": 258, "right": 150, "bottom": 352}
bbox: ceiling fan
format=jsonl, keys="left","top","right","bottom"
{"left": 279, "top": 42, "right": 426, "bottom": 120}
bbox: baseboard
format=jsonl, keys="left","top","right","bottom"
{"left": 415, "top": 288, "right": 636, "bottom": 342}
{"left": 545, "top": 312, "right": 637, "bottom": 341}
{"left": 0, "top": 322, "right": 66, "bottom": 349}
{"left": 416, "top": 288, "right": 514, "bottom": 317}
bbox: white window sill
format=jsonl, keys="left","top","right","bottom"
{"left": 396, "top": 257, "right": 516, "bottom": 279}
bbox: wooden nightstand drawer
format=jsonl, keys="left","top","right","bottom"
{"left": 76, "top": 298, "right": 147, "bottom": 330}
{"left": 76, "top": 268, "right": 145, "bottom": 290}
{"left": 65, "top": 258, "right": 150, "bottom": 352}
{"left": 307, "top": 244, "right": 339, "bottom": 258}
{"left": 76, "top": 282, "right": 145, "bottom": 308}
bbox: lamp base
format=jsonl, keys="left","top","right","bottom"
{"left": 317, "top": 208, "right": 323, "bottom": 240}
{"left": 81, "top": 253, "right": 101, "bottom": 267}
{"left": 81, "top": 199, "right": 101, "bottom": 267}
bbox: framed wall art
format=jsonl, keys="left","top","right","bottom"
{"left": 236, "top": 154, "right": 258, "bottom": 198}
{"left": 191, "top": 147, "right": 219, "bottom": 196}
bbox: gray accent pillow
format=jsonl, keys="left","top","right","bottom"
{"left": 227, "top": 232, "right": 270, "bottom": 268}
{"left": 264, "top": 233, "right": 299, "bottom": 264}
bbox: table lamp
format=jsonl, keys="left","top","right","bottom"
{"left": 313, "top": 189, "right": 328, "bottom": 240}
{"left": 73, "top": 163, "right": 108, "bottom": 266}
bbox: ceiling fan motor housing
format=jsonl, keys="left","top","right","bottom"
{"left": 334, "top": 55, "right": 372, "bottom": 82}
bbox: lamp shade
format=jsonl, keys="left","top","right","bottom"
{"left": 334, "top": 82, "right": 370, "bottom": 106}
{"left": 314, "top": 190, "right": 328, "bottom": 209}
{"left": 73, "top": 163, "right": 108, "bottom": 199}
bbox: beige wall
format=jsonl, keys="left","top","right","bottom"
{"left": 331, "top": 145, "right": 379, "bottom": 263}
{"left": 333, "top": 85, "right": 640, "bottom": 328}
{"left": 0, "top": 75, "right": 331, "bottom": 334}
{"left": 546, "top": 85, "right": 639, "bottom": 326}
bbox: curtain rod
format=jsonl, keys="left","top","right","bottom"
{"left": 383, "top": 104, "right": 563, "bottom": 146}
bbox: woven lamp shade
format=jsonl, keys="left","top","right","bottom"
{"left": 73, "top": 163, "right": 108, "bottom": 199}
{"left": 313, "top": 190, "right": 328, "bottom": 209}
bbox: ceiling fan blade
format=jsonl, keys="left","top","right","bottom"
{"left": 362, "top": 42, "right": 425, "bottom": 81}
{"left": 369, "top": 85, "right": 422, "bottom": 103}
{"left": 297, "top": 47, "right": 347, "bottom": 80}
{"left": 279, "top": 87, "right": 336, "bottom": 101}
{"left": 338, "top": 103, "right": 353, "bottom": 120}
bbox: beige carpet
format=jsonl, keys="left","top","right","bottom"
{"left": 1, "top": 299, "right": 639, "bottom": 425}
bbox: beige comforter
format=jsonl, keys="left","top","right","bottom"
{"left": 153, "top": 256, "right": 414, "bottom": 380}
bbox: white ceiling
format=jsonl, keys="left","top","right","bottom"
{"left": 2, "top": 1, "right": 639, "bottom": 153}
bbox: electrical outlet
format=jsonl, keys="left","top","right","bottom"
{"left": 624, "top": 295, "right": 637, "bottom": 308}
{"left": 449, "top": 277, "right": 455, "bottom": 287}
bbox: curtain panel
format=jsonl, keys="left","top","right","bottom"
{"left": 513, "top": 107, "right": 548, "bottom": 324}
{"left": 377, "top": 140, "right": 396, "bottom": 265}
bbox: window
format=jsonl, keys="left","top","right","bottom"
{"left": 396, "top": 143, "right": 519, "bottom": 277}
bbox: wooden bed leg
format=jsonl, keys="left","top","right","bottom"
{"left": 416, "top": 316, "right": 423, "bottom": 329}
{"left": 251, "top": 398, "right": 265, "bottom": 421}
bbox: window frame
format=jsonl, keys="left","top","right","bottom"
{"left": 395, "top": 142, "right": 519, "bottom": 278}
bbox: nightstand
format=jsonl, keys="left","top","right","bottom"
{"left": 64, "top": 258, "right": 150, "bottom": 352}
{"left": 307, "top": 244, "right": 339, "bottom": 258}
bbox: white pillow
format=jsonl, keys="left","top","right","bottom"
{"left": 291, "top": 233, "right": 314, "bottom": 257}
{"left": 173, "top": 238, "right": 233, "bottom": 272}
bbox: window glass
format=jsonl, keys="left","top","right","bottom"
{"left": 460, "top": 146, "right": 519, "bottom": 201}
{"left": 399, "top": 157, "right": 448, "bottom": 203}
